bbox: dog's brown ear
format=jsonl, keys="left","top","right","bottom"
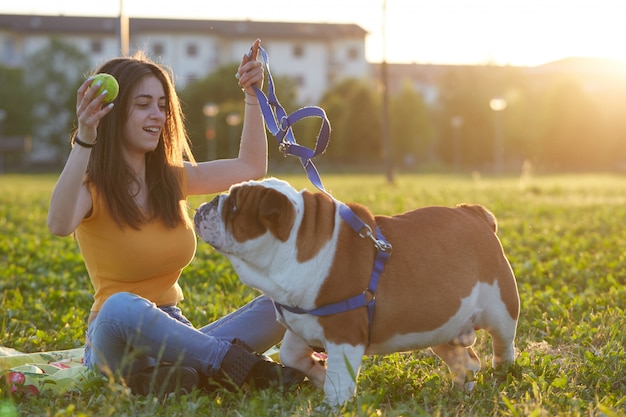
{"left": 259, "top": 188, "right": 295, "bottom": 242}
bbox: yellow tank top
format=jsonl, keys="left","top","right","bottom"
{"left": 76, "top": 169, "right": 197, "bottom": 313}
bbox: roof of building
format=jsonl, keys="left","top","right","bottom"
{"left": 0, "top": 14, "right": 367, "bottom": 39}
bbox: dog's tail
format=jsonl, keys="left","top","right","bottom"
{"left": 457, "top": 204, "right": 497, "bottom": 233}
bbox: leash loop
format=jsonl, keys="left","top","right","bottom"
{"left": 250, "top": 46, "right": 330, "bottom": 171}
{"left": 358, "top": 224, "right": 390, "bottom": 252}
{"left": 279, "top": 115, "right": 289, "bottom": 132}
{"left": 374, "top": 238, "right": 393, "bottom": 253}
{"left": 358, "top": 224, "right": 373, "bottom": 240}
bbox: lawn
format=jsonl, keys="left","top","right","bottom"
{"left": 1, "top": 172, "right": 625, "bottom": 416}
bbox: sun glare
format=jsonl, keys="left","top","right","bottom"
{"left": 369, "top": 0, "right": 626, "bottom": 67}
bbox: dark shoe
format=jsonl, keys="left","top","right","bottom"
{"left": 215, "top": 338, "right": 305, "bottom": 391}
{"left": 126, "top": 364, "right": 199, "bottom": 396}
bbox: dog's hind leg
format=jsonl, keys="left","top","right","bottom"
{"left": 480, "top": 299, "right": 518, "bottom": 369}
{"left": 431, "top": 343, "right": 481, "bottom": 390}
{"left": 488, "top": 324, "right": 517, "bottom": 369}
{"left": 279, "top": 330, "right": 326, "bottom": 389}
{"left": 449, "top": 328, "right": 477, "bottom": 347}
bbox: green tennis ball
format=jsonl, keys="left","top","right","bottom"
{"left": 90, "top": 73, "right": 119, "bottom": 103}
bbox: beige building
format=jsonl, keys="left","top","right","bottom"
{"left": 0, "top": 14, "right": 369, "bottom": 104}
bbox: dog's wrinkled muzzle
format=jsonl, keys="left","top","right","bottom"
{"left": 194, "top": 197, "right": 223, "bottom": 246}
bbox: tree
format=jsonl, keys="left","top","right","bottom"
{"left": 179, "top": 64, "right": 299, "bottom": 163}
{"left": 540, "top": 79, "right": 607, "bottom": 170}
{"left": 0, "top": 65, "right": 33, "bottom": 170}
{"left": 318, "top": 79, "right": 381, "bottom": 165}
{"left": 389, "top": 80, "right": 433, "bottom": 168}
{"left": 24, "top": 37, "right": 91, "bottom": 164}
{"left": 435, "top": 65, "right": 533, "bottom": 171}
{"left": 436, "top": 66, "right": 497, "bottom": 168}
{"left": 0, "top": 65, "right": 33, "bottom": 137}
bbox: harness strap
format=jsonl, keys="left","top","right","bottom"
{"left": 338, "top": 204, "right": 393, "bottom": 252}
{"left": 274, "top": 223, "right": 391, "bottom": 343}
{"left": 274, "top": 227, "right": 389, "bottom": 344}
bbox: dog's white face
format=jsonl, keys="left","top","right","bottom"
{"left": 194, "top": 178, "right": 519, "bottom": 409}
{"left": 193, "top": 177, "right": 335, "bottom": 299}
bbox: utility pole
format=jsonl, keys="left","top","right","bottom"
{"left": 489, "top": 97, "right": 507, "bottom": 175}
{"left": 119, "top": 0, "right": 129, "bottom": 56}
{"left": 381, "top": 0, "right": 395, "bottom": 183}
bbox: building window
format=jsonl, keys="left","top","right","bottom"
{"left": 152, "top": 43, "right": 164, "bottom": 56}
{"left": 90, "top": 40, "right": 103, "bottom": 54}
{"left": 347, "top": 46, "right": 359, "bottom": 60}
{"left": 3, "top": 38, "right": 15, "bottom": 61}
{"left": 293, "top": 44, "right": 304, "bottom": 58}
{"left": 186, "top": 43, "right": 198, "bottom": 57}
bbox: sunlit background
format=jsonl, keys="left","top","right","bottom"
{"left": 2, "top": 0, "right": 626, "bottom": 176}
{"left": 3, "top": 0, "right": 626, "bottom": 66}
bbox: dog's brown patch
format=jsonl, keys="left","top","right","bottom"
{"left": 295, "top": 190, "right": 335, "bottom": 263}
{"left": 315, "top": 204, "right": 519, "bottom": 347}
{"left": 315, "top": 202, "right": 378, "bottom": 346}
{"left": 226, "top": 185, "right": 295, "bottom": 243}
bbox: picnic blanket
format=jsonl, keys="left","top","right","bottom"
{"left": 1, "top": 345, "right": 297, "bottom": 397}
{"left": 0, "top": 346, "right": 101, "bottom": 395}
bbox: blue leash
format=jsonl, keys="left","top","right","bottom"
{"left": 249, "top": 47, "right": 330, "bottom": 193}
{"left": 250, "top": 47, "right": 392, "bottom": 344}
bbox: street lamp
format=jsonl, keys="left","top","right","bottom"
{"left": 203, "top": 102, "right": 219, "bottom": 160}
{"left": 225, "top": 112, "right": 242, "bottom": 158}
{"left": 450, "top": 115, "right": 464, "bottom": 170}
{"left": 0, "top": 109, "right": 6, "bottom": 138}
{"left": 0, "top": 109, "right": 6, "bottom": 174}
{"left": 489, "top": 98, "right": 507, "bottom": 174}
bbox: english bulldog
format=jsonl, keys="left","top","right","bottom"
{"left": 194, "top": 178, "right": 519, "bottom": 407}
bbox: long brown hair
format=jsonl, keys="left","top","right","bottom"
{"left": 78, "top": 52, "right": 196, "bottom": 229}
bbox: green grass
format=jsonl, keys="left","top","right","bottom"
{"left": 1, "top": 172, "right": 625, "bottom": 416}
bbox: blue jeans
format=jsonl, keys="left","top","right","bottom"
{"left": 83, "top": 292, "right": 285, "bottom": 377}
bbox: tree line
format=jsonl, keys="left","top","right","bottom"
{"left": 2, "top": 38, "right": 625, "bottom": 173}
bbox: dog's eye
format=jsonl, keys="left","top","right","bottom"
{"left": 229, "top": 201, "right": 238, "bottom": 214}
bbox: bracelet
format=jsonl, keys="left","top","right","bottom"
{"left": 74, "top": 136, "right": 97, "bottom": 148}
{"left": 244, "top": 99, "right": 259, "bottom": 106}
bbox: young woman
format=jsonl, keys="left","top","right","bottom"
{"left": 47, "top": 39, "right": 304, "bottom": 395}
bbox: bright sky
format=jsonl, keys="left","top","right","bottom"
{"left": 3, "top": 0, "right": 626, "bottom": 66}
